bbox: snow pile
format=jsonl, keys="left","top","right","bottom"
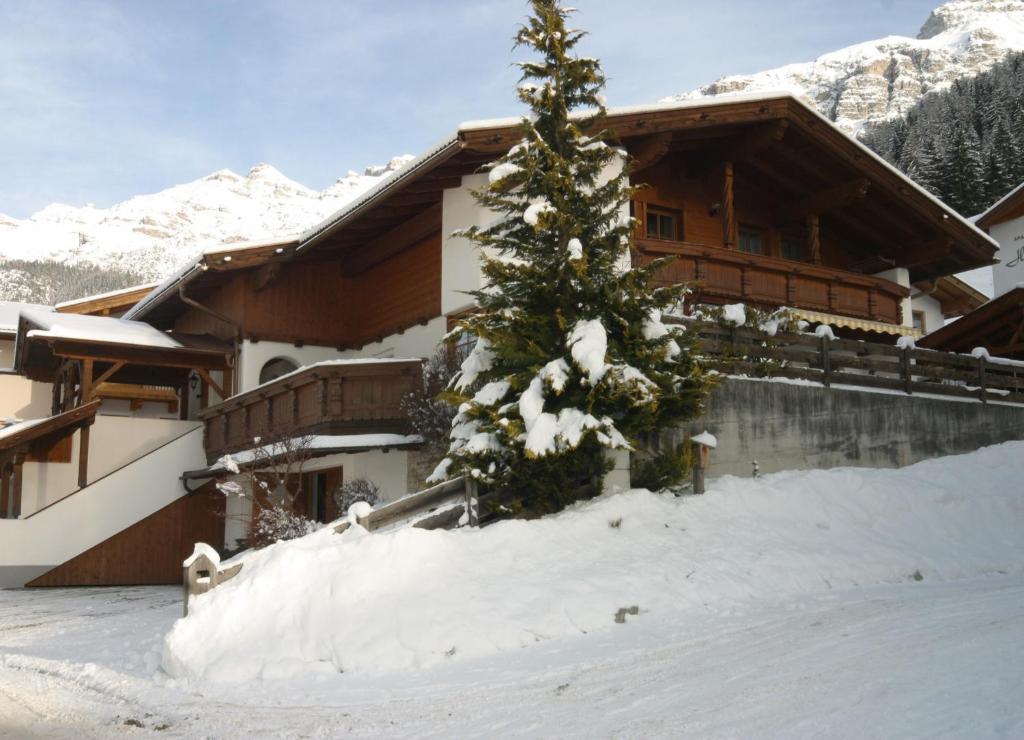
{"left": 163, "top": 441, "right": 1024, "bottom": 685}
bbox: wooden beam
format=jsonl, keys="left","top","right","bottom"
{"left": 343, "top": 203, "right": 442, "bottom": 275}
{"left": 80, "top": 359, "right": 93, "bottom": 406}
{"left": 899, "top": 239, "right": 954, "bottom": 268}
{"left": 722, "top": 161, "right": 737, "bottom": 249}
{"left": 629, "top": 132, "right": 674, "bottom": 172}
{"left": 254, "top": 262, "right": 281, "bottom": 292}
{"left": 78, "top": 424, "right": 90, "bottom": 488}
{"left": 720, "top": 119, "right": 789, "bottom": 163}
{"left": 807, "top": 214, "right": 821, "bottom": 264}
{"left": 89, "top": 361, "right": 126, "bottom": 397}
{"left": 196, "top": 368, "right": 226, "bottom": 401}
{"left": 789, "top": 178, "right": 871, "bottom": 217}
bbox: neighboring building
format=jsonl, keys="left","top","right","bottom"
{"left": 0, "top": 93, "right": 999, "bottom": 587}
{"left": 921, "top": 183, "right": 1024, "bottom": 360}
{"left": 975, "top": 182, "right": 1024, "bottom": 299}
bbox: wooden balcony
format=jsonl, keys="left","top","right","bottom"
{"left": 198, "top": 359, "right": 422, "bottom": 462}
{"left": 635, "top": 239, "right": 909, "bottom": 325}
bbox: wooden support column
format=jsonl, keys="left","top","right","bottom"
{"left": 11, "top": 454, "right": 23, "bottom": 518}
{"left": 722, "top": 161, "right": 737, "bottom": 249}
{"left": 80, "top": 359, "right": 94, "bottom": 406}
{"left": 807, "top": 214, "right": 821, "bottom": 264}
{"left": 78, "top": 424, "right": 91, "bottom": 488}
{"left": 1, "top": 460, "right": 10, "bottom": 518}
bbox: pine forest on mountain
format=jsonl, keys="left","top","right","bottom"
{"left": 862, "top": 50, "right": 1024, "bottom": 216}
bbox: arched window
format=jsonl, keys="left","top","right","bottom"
{"left": 259, "top": 357, "right": 299, "bottom": 386}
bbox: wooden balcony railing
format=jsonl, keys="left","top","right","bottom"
{"left": 635, "top": 239, "right": 909, "bottom": 325}
{"left": 198, "top": 359, "right": 422, "bottom": 461}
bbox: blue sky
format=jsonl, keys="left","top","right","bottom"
{"left": 0, "top": 0, "right": 941, "bottom": 218}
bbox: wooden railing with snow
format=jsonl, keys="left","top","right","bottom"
{"left": 693, "top": 323, "right": 1024, "bottom": 404}
{"left": 183, "top": 476, "right": 480, "bottom": 615}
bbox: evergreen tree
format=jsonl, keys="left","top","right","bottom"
{"left": 430, "top": 0, "right": 709, "bottom": 515}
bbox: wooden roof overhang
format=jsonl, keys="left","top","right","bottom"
{"left": 976, "top": 182, "right": 1024, "bottom": 230}
{"left": 915, "top": 275, "right": 988, "bottom": 319}
{"left": 918, "top": 287, "right": 1024, "bottom": 359}
{"left": 17, "top": 331, "right": 231, "bottom": 386}
{"left": 125, "top": 95, "right": 998, "bottom": 327}
{"left": 55, "top": 283, "right": 160, "bottom": 318}
{"left": 457, "top": 96, "right": 997, "bottom": 282}
{"left": 125, "top": 239, "right": 300, "bottom": 329}
{"left": 0, "top": 401, "right": 100, "bottom": 459}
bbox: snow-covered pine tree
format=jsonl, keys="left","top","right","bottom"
{"left": 429, "top": 0, "right": 709, "bottom": 515}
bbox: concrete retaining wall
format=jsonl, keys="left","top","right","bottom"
{"left": 678, "top": 378, "right": 1024, "bottom": 479}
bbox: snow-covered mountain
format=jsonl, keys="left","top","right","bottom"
{"left": 664, "top": 0, "right": 1024, "bottom": 135}
{"left": 0, "top": 156, "right": 414, "bottom": 286}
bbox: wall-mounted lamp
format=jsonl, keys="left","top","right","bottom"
{"left": 708, "top": 201, "right": 722, "bottom": 216}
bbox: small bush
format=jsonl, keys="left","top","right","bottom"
{"left": 332, "top": 478, "right": 382, "bottom": 516}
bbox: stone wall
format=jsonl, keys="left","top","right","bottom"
{"left": 675, "top": 378, "right": 1024, "bottom": 479}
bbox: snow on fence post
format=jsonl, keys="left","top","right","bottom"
{"left": 901, "top": 346, "right": 913, "bottom": 395}
{"left": 820, "top": 335, "right": 832, "bottom": 388}
{"left": 690, "top": 431, "right": 717, "bottom": 495}
{"left": 182, "top": 543, "right": 242, "bottom": 617}
{"left": 464, "top": 476, "right": 480, "bottom": 527}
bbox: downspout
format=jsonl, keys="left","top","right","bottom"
{"left": 178, "top": 282, "right": 242, "bottom": 397}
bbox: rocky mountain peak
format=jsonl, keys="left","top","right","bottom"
{"left": 918, "top": 0, "right": 1024, "bottom": 39}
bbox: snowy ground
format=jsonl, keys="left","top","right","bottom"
{"left": 2, "top": 444, "right": 1024, "bottom": 738}
{"left": 2, "top": 578, "right": 1023, "bottom": 738}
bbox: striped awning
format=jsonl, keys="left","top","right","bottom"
{"left": 790, "top": 309, "right": 921, "bottom": 338}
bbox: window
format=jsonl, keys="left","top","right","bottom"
{"left": 739, "top": 227, "right": 764, "bottom": 255}
{"left": 912, "top": 311, "right": 927, "bottom": 334}
{"left": 782, "top": 236, "right": 805, "bottom": 261}
{"left": 645, "top": 206, "right": 680, "bottom": 241}
{"left": 259, "top": 357, "right": 299, "bottom": 385}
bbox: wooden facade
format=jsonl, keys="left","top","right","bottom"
{"left": 198, "top": 360, "right": 421, "bottom": 461}
{"left": 26, "top": 483, "right": 225, "bottom": 587}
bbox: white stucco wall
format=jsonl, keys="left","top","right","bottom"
{"left": 0, "top": 424, "right": 204, "bottom": 587}
{"left": 442, "top": 156, "right": 629, "bottom": 317}
{"left": 19, "top": 417, "right": 201, "bottom": 515}
{"left": 0, "top": 337, "right": 15, "bottom": 369}
{"left": 0, "top": 373, "right": 52, "bottom": 419}
{"left": 990, "top": 214, "right": 1024, "bottom": 298}
{"left": 910, "top": 293, "right": 945, "bottom": 337}
{"left": 873, "top": 267, "right": 913, "bottom": 328}
{"left": 237, "top": 340, "right": 345, "bottom": 393}
{"left": 337, "top": 316, "right": 446, "bottom": 361}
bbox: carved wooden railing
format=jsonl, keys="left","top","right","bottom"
{"left": 197, "top": 359, "right": 422, "bottom": 461}
{"left": 635, "top": 239, "right": 909, "bottom": 325}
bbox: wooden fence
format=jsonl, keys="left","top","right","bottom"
{"left": 694, "top": 323, "right": 1024, "bottom": 405}
{"left": 183, "top": 476, "right": 479, "bottom": 615}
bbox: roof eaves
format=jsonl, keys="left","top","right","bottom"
{"left": 295, "top": 135, "right": 462, "bottom": 254}
{"left": 975, "top": 181, "right": 1024, "bottom": 229}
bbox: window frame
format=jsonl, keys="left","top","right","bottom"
{"left": 644, "top": 204, "right": 683, "bottom": 242}
{"left": 738, "top": 225, "right": 765, "bottom": 255}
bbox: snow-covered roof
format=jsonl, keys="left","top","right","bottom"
{"left": 296, "top": 135, "right": 462, "bottom": 250}
{"left": 187, "top": 433, "right": 425, "bottom": 478}
{"left": 975, "top": 181, "right": 1024, "bottom": 228}
{"left": 54, "top": 282, "right": 160, "bottom": 311}
{"left": 123, "top": 236, "right": 297, "bottom": 320}
{"left": 19, "top": 307, "right": 189, "bottom": 349}
{"left": 0, "top": 301, "right": 53, "bottom": 334}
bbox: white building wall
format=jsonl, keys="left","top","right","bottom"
{"left": 0, "top": 373, "right": 52, "bottom": 419}
{"left": 0, "top": 337, "right": 15, "bottom": 369}
{"left": 442, "top": 155, "right": 630, "bottom": 316}
{"left": 910, "top": 293, "right": 945, "bottom": 336}
{"left": 873, "top": 267, "right": 913, "bottom": 328}
{"left": 0, "top": 424, "right": 205, "bottom": 587}
{"left": 336, "top": 317, "right": 446, "bottom": 361}
{"left": 19, "top": 417, "right": 201, "bottom": 515}
{"left": 990, "top": 214, "right": 1024, "bottom": 297}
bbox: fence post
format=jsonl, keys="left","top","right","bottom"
{"left": 902, "top": 347, "right": 913, "bottom": 395}
{"left": 978, "top": 357, "right": 987, "bottom": 404}
{"left": 820, "top": 336, "right": 832, "bottom": 388}
{"left": 691, "top": 440, "right": 705, "bottom": 494}
{"left": 464, "top": 476, "right": 479, "bottom": 527}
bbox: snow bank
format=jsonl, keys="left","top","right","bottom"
{"left": 163, "top": 442, "right": 1024, "bottom": 685}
